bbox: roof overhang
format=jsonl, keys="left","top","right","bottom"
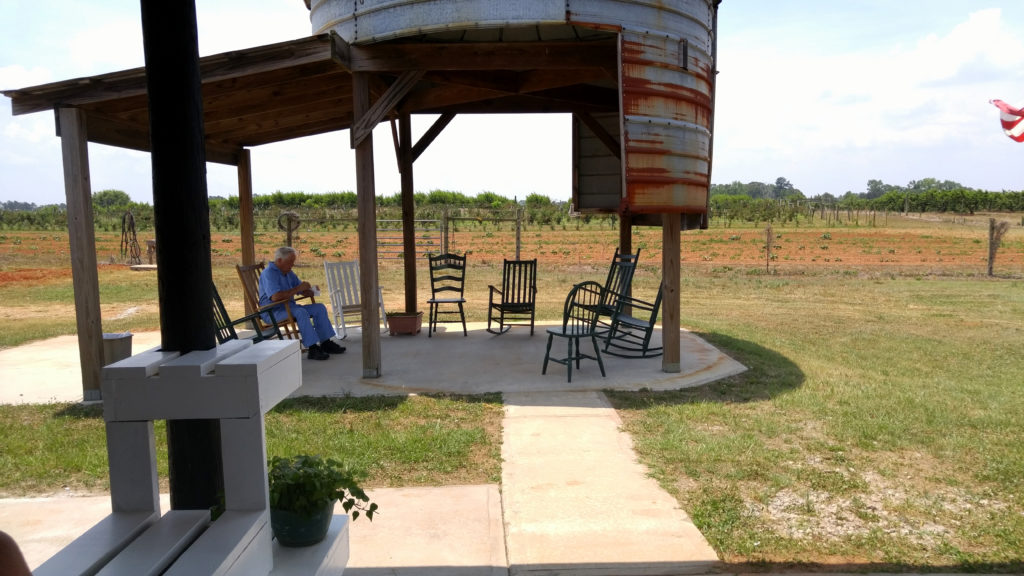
{"left": 3, "top": 32, "right": 618, "bottom": 166}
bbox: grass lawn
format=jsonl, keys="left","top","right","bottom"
{"left": 0, "top": 394, "right": 503, "bottom": 496}
{"left": 608, "top": 271, "right": 1024, "bottom": 569}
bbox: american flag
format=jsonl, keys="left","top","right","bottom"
{"left": 990, "top": 99, "right": 1024, "bottom": 142}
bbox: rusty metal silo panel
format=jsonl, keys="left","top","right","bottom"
{"left": 573, "top": 112, "right": 622, "bottom": 212}
{"left": 620, "top": 23, "right": 714, "bottom": 214}
{"left": 311, "top": 0, "right": 566, "bottom": 44}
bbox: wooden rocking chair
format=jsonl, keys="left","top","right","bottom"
{"left": 235, "top": 261, "right": 315, "bottom": 344}
{"left": 323, "top": 259, "right": 386, "bottom": 339}
{"left": 594, "top": 248, "right": 640, "bottom": 334}
{"left": 487, "top": 258, "right": 537, "bottom": 335}
{"left": 603, "top": 286, "right": 663, "bottom": 358}
{"left": 212, "top": 283, "right": 283, "bottom": 345}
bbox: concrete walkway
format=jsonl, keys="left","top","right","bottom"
{"left": 1, "top": 324, "right": 746, "bottom": 574}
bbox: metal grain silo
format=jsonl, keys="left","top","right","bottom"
{"left": 309, "top": 0, "right": 719, "bottom": 225}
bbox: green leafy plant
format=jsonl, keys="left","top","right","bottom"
{"left": 268, "top": 454, "right": 378, "bottom": 521}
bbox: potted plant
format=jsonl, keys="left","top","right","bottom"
{"left": 386, "top": 310, "right": 423, "bottom": 335}
{"left": 268, "top": 454, "right": 378, "bottom": 547}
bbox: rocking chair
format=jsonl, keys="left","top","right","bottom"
{"left": 594, "top": 248, "right": 640, "bottom": 334}
{"left": 603, "top": 286, "right": 663, "bottom": 358}
{"left": 212, "top": 283, "right": 283, "bottom": 345}
{"left": 323, "top": 259, "right": 386, "bottom": 339}
{"left": 235, "top": 261, "right": 315, "bottom": 344}
{"left": 487, "top": 258, "right": 537, "bottom": 335}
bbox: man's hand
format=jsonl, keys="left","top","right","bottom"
{"left": 295, "top": 281, "right": 313, "bottom": 298}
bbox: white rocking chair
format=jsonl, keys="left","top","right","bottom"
{"left": 323, "top": 260, "right": 386, "bottom": 339}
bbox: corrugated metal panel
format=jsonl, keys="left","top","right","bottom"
{"left": 311, "top": 0, "right": 566, "bottom": 44}
{"left": 574, "top": 112, "right": 622, "bottom": 212}
{"left": 567, "top": 0, "right": 713, "bottom": 55}
{"left": 619, "top": 23, "right": 714, "bottom": 214}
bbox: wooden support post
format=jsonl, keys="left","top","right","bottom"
{"left": 618, "top": 212, "right": 632, "bottom": 257}
{"left": 399, "top": 113, "right": 418, "bottom": 314}
{"left": 58, "top": 107, "right": 104, "bottom": 401}
{"left": 238, "top": 149, "right": 256, "bottom": 313}
{"left": 140, "top": 0, "right": 221, "bottom": 511}
{"left": 662, "top": 213, "right": 681, "bottom": 373}
{"left": 353, "top": 72, "right": 382, "bottom": 378}
{"left": 238, "top": 150, "right": 256, "bottom": 265}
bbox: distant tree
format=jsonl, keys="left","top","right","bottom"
{"left": 92, "top": 189, "right": 132, "bottom": 209}
{"left": 772, "top": 177, "right": 794, "bottom": 199}
{"left": 1, "top": 200, "right": 38, "bottom": 211}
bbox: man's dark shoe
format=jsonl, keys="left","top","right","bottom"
{"left": 307, "top": 344, "right": 329, "bottom": 361}
{"left": 321, "top": 340, "right": 346, "bottom": 354}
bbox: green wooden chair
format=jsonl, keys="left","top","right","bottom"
{"left": 427, "top": 253, "right": 468, "bottom": 337}
{"left": 487, "top": 258, "right": 538, "bottom": 335}
{"left": 594, "top": 248, "right": 640, "bottom": 335}
{"left": 603, "top": 286, "right": 663, "bottom": 358}
{"left": 542, "top": 281, "right": 606, "bottom": 382}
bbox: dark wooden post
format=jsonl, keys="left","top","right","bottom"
{"left": 399, "top": 113, "right": 417, "bottom": 314}
{"left": 353, "top": 72, "right": 382, "bottom": 377}
{"left": 238, "top": 149, "right": 256, "bottom": 266}
{"left": 662, "top": 213, "right": 681, "bottom": 373}
{"left": 619, "top": 212, "right": 632, "bottom": 256}
{"left": 58, "top": 107, "right": 104, "bottom": 401}
{"left": 140, "top": 0, "right": 222, "bottom": 510}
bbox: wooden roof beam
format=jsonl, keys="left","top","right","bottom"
{"left": 351, "top": 70, "right": 424, "bottom": 148}
{"left": 71, "top": 111, "right": 242, "bottom": 165}
{"left": 4, "top": 34, "right": 350, "bottom": 115}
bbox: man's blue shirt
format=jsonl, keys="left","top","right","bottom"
{"left": 259, "top": 261, "right": 301, "bottom": 314}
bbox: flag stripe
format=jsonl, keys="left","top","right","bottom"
{"left": 992, "top": 99, "right": 1024, "bottom": 142}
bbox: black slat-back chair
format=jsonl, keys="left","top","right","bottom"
{"left": 542, "top": 281, "right": 607, "bottom": 383}
{"left": 594, "top": 248, "right": 640, "bottom": 335}
{"left": 426, "top": 253, "right": 468, "bottom": 337}
{"left": 212, "top": 283, "right": 283, "bottom": 345}
{"left": 487, "top": 258, "right": 537, "bottom": 335}
{"left": 603, "top": 285, "right": 663, "bottom": 358}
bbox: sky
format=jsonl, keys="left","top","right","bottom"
{"left": 1, "top": 0, "right": 1023, "bottom": 206}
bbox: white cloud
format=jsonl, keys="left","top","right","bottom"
{"left": 714, "top": 5, "right": 1024, "bottom": 193}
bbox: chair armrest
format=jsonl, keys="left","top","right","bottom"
{"left": 613, "top": 293, "right": 656, "bottom": 314}
{"left": 229, "top": 309, "right": 283, "bottom": 341}
{"left": 488, "top": 285, "right": 502, "bottom": 305}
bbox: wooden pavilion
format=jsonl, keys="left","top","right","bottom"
{"left": 3, "top": 17, "right": 717, "bottom": 399}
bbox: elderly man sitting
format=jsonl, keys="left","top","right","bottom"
{"left": 259, "top": 246, "right": 345, "bottom": 361}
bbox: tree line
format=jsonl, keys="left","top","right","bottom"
{"left": 0, "top": 189, "right": 589, "bottom": 231}
{"left": 710, "top": 177, "right": 1024, "bottom": 224}
{"left": 3, "top": 177, "right": 1022, "bottom": 231}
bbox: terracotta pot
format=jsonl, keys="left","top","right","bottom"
{"left": 387, "top": 311, "right": 422, "bottom": 335}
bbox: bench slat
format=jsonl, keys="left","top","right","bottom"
{"left": 163, "top": 510, "right": 269, "bottom": 576}
{"left": 33, "top": 510, "right": 158, "bottom": 576}
{"left": 95, "top": 510, "right": 209, "bottom": 576}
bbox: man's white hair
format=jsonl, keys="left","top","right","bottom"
{"left": 274, "top": 246, "right": 297, "bottom": 261}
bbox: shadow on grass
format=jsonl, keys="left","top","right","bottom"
{"left": 720, "top": 559, "right": 1024, "bottom": 574}
{"left": 271, "top": 392, "right": 502, "bottom": 415}
{"left": 52, "top": 402, "right": 103, "bottom": 419}
{"left": 607, "top": 330, "right": 804, "bottom": 407}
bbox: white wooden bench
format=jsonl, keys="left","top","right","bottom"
{"left": 33, "top": 339, "right": 308, "bottom": 576}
